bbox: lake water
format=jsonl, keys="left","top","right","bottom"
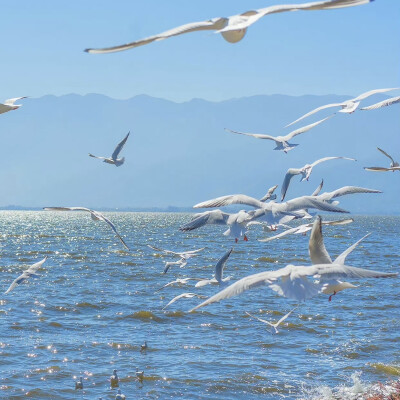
{"left": 0, "top": 211, "right": 399, "bottom": 399}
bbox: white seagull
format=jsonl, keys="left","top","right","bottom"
{"left": 163, "top": 292, "right": 207, "bottom": 310}
{"left": 308, "top": 215, "right": 371, "bottom": 301}
{"left": 280, "top": 156, "right": 356, "bottom": 201}
{"left": 360, "top": 95, "right": 400, "bottom": 111}
{"left": 5, "top": 257, "right": 48, "bottom": 294}
{"left": 260, "top": 185, "right": 278, "bottom": 202}
{"left": 364, "top": 147, "right": 400, "bottom": 172}
{"left": 246, "top": 306, "right": 298, "bottom": 334}
{"left": 190, "top": 262, "right": 397, "bottom": 311}
{"left": 85, "top": 0, "right": 372, "bottom": 54}
{"left": 286, "top": 88, "right": 400, "bottom": 127}
{"left": 226, "top": 116, "right": 331, "bottom": 153}
{"left": 0, "top": 96, "right": 28, "bottom": 115}
{"left": 195, "top": 248, "right": 234, "bottom": 287}
{"left": 155, "top": 278, "right": 203, "bottom": 293}
{"left": 147, "top": 245, "right": 205, "bottom": 273}
{"left": 43, "top": 207, "right": 129, "bottom": 250}
{"left": 89, "top": 131, "right": 130, "bottom": 167}
{"left": 258, "top": 217, "right": 353, "bottom": 242}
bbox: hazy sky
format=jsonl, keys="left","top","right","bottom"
{"left": 1, "top": 0, "right": 399, "bottom": 102}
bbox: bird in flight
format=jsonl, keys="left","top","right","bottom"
{"left": 364, "top": 148, "right": 400, "bottom": 172}
{"left": 89, "top": 131, "right": 130, "bottom": 167}
{"left": 0, "top": 97, "right": 28, "bottom": 115}
{"left": 84, "top": 0, "right": 372, "bottom": 54}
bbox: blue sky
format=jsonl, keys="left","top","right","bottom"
{"left": 1, "top": 0, "right": 399, "bottom": 102}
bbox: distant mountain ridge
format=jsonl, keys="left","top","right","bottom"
{"left": 0, "top": 92, "right": 398, "bottom": 214}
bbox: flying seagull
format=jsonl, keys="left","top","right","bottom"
{"left": 43, "top": 207, "right": 129, "bottom": 250}
{"left": 89, "top": 131, "right": 130, "bottom": 167}
{"left": 147, "top": 245, "right": 205, "bottom": 273}
{"left": 360, "top": 95, "right": 400, "bottom": 111}
{"left": 260, "top": 185, "right": 278, "bottom": 202}
{"left": 246, "top": 306, "right": 298, "bottom": 334}
{"left": 195, "top": 248, "right": 234, "bottom": 287}
{"left": 280, "top": 156, "right": 356, "bottom": 201}
{"left": 155, "top": 277, "right": 203, "bottom": 293}
{"left": 85, "top": 0, "right": 372, "bottom": 54}
{"left": 5, "top": 257, "right": 48, "bottom": 294}
{"left": 364, "top": 147, "right": 400, "bottom": 172}
{"left": 190, "top": 262, "right": 397, "bottom": 311}
{"left": 286, "top": 88, "right": 399, "bottom": 127}
{"left": 226, "top": 116, "right": 331, "bottom": 153}
{"left": 163, "top": 292, "right": 207, "bottom": 310}
{"left": 0, "top": 97, "right": 28, "bottom": 115}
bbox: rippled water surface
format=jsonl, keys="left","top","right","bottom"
{"left": 0, "top": 211, "right": 399, "bottom": 399}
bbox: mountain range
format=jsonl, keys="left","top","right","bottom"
{"left": 0, "top": 92, "right": 398, "bottom": 214}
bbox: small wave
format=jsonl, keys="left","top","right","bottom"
{"left": 75, "top": 302, "right": 101, "bottom": 309}
{"left": 119, "top": 310, "right": 162, "bottom": 322}
{"left": 256, "top": 257, "right": 278, "bottom": 263}
{"left": 370, "top": 363, "right": 400, "bottom": 376}
{"left": 48, "top": 321, "right": 63, "bottom": 328}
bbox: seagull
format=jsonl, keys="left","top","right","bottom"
{"left": 115, "top": 389, "right": 126, "bottom": 400}
{"left": 89, "top": 131, "right": 130, "bottom": 167}
{"left": 364, "top": 147, "right": 400, "bottom": 172}
{"left": 286, "top": 88, "right": 400, "bottom": 127}
{"left": 180, "top": 209, "right": 258, "bottom": 242}
{"left": 43, "top": 207, "right": 129, "bottom": 250}
{"left": 163, "top": 292, "right": 207, "bottom": 310}
{"left": 135, "top": 367, "right": 144, "bottom": 382}
{"left": 226, "top": 116, "right": 331, "bottom": 153}
{"left": 195, "top": 248, "right": 234, "bottom": 287}
{"left": 85, "top": 0, "right": 372, "bottom": 54}
{"left": 191, "top": 194, "right": 350, "bottom": 231}
{"left": 189, "top": 263, "right": 396, "bottom": 311}
{"left": 308, "top": 215, "right": 371, "bottom": 301}
{"left": 75, "top": 376, "right": 83, "bottom": 390}
{"left": 140, "top": 341, "right": 148, "bottom": 353}
{"left": 155, "top": 277, "right": 203, "bottom": 293}
{"left": 260, "top": 185, "right": 278, "bottom": 202}
{"left": 5, "top": 257, "right": 47, "bottom": 294}
{"left": 0, "top": 96, "right": 28, "bottom": 115}
{"left": 147, "top": 244, "right": 204, "bottom": 273}
{"left": 246, "top": 306, "right": 298, "bottom": 334}
{"left": 280, "top": 156, "right": 356, "bottom": 201}
{"left": 360, "top": 95, "right": 400, "bottom": 111}
{"left": 258, "top": 217, "right": 353, "bottom": 242}
{"left": 110, "top": 369, "right": 119, "bottom": 388}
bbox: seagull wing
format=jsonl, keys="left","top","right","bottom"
{"left": 93, "top": 211, "right": 130, "bottom": 250}
{"left": 85, "top": 18, "right": 227, "bottom": 54}
{"left": 317, "top": 186, "right": 382, "bottom": 201}
{"left": 260, "top": 184, "right": 279, "bottom": 201}
{"left": 364, "top": 166, "right": 391, "bottom": 172}
{"left": 333, "top": 233, "right": 370, "bottom": 265}
{"left": 276, "top": 306, "right": 298, "bottom": 326}
{"left": 43, "top": 206, "right": 92, "bottom": 212}
{"left": 180, "top": 210, "right": 230, "bottom": 231}
{"left": 352, "top": 87, "right": 400, "bottom": 102}
{"left": 286, "top": 105, "right": 340, "bottom": 127}
{"left": 308, "top": 216, "right": 333, "bottom": 264}
{"left": 111, "top": 132, "right": 130, "bottom": 160}
{"left": 194, "top": 194, "right": 264, "bottom": 209}
{"left": 225, "top": 128, "right": 277, "bottom": 141}
{"left": 310, "top": 156, "right": 356, "bottom": 168}
{"left": 3, "top": 96, "right": 28, "bottom": 106}
{"left": 311, "top": 179, "right": 324, "bottom": 196}
{"left": 278, "top": 195, "right": 350, "bottom": 214}
{"left": 258, "top": 226, "right": 301, "bottom": 242}
{"left": 163, "top": 293, "right": 206, "bottom": 310}
{"left": 377, "top": 147, "right": 396, "bottom": 164}
{"left": 246, "top": 312, "right": 273, "bottom": 326}
{"left": 283, "top": 116, "right": 333, "bottom": 141}
{"left": 215, "top": 248, "right": 233, "bottom": 282}
{"left": 360, "top": 96, "right": 400, "bottom": 111}
{"left": 281, "top": 169, "right": 302, "bottom": 201}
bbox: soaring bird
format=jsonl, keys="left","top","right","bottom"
{"left": 0, "top": 96, "right": 27, "bottom": 115}
{"left": 360, "top": 95, "right": 400, "bottom": 111}
{"left": 364, "top": 147, "right": 400, "bottom": 172}
{"left": 246, "top": 306, "right": 298, "bottom": 334}
{"left": 43, "top": 207, "right": 129, "bottom": 250}
{"left": 85, "top": 0, "right": 372, "bottom": 54}
{"left": 195, "top": 248, "right": 234, "bottom": 287}
{"left": 5, "top": 257, "right": 48, "bottom": 294}
{"left": 89, "top": 132, "right": 130, "bottom": 167}
{"left": 226, "top": 116, "right": 331, "bottom": 153}
{"left": 280, "top": 156, "right": 356, "bottom": 201}
{"left": 286, "top": 88, "right": 399, "bottom": 127}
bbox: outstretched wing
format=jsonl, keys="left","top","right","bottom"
{"left": 215, "top": 248, "right": 233, "bottom": 282}
{"left": 308, "top": 216, "right": 332, "bottom": 265}
{"left": 377, "top": 147, "right": 396, "bottom": 164}
{"left": 280, "top": 169, "right": 301, "bottom": 201}
{"left": 85, "top": 18, "right": 227, "bottom": 54}
{"left": 180, "top": 210, "right": 230, "bottom": 231}
{"left": 112, "top": 132, "right": 130, "bottom": 160}
{"left": 353, "top": 87, "right": 400, "bottom": 102}
{"left": 361, "top": 96, "right": 400, "bottom": 111}
{"left": 95, "top": 212, "right": 130, "bottom": 250}
{"left": 225, "top": 128, "right": 277, "bottom": 141}
{"left": 310, "top": 156, "right": 356, "bottom": 168}
{"left": 194, "top": 194, "right": 264, "bottom": 209}
{"left": 333, "top": 233, "right": 370, "bottom": 265}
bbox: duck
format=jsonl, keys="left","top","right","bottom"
{"left": 110, "top": 369, "right": 119, "bottom": 388}
{"left": 75, "top": 376, "right": 83, "bottom": 390}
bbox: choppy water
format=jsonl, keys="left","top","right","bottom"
{"left": 0, "top": 211, "right": 399, "bottom": 399}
